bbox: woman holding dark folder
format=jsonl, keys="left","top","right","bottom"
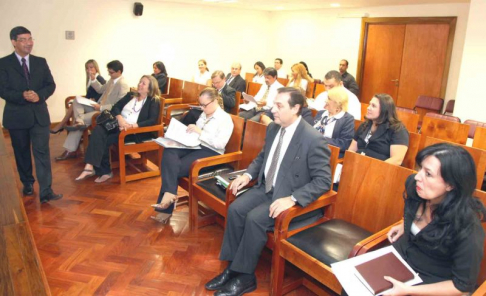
{"left": 384, "top": 143, "right": 485, "bottom": 295}
{"left": 151, "top": 88, "right": 234, "bottom": 224}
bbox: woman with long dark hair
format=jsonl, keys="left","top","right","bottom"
{"left": 152, "top": 61, "right": 168, "bottom": 93}
{"left": 348, "top": 94, "right": 409, "bottom": 165}
{"left": 385, "top": 143, "right": 485, "bottom": 295}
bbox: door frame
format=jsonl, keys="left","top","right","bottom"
{"left": 356, "top": 17, "right": 457, "bottom": 101}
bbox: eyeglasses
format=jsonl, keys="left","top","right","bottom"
{"left": 16, "top": 37, "right": 34, "bottom": 43}
{"left": 199, "top": 99, "right": 215, "bottom": 108}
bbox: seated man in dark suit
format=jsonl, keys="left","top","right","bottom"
{"left": 339, "top": 59, "right": 359, "bottom": 98}
{"left": 226, "top": 62, "right": 246, "bottom": 93}
{"left": 212, "top": 70, "right": 236, "bottom": 113}
{"left": 205, "top": 87, "right": 332, "bottom": 295}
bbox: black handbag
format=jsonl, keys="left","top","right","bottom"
{"left": 96, "top": 110, "right": 119, "bottom": 132}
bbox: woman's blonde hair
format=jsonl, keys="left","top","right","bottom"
{"left": 137, "top": 75, "right": 161, "bottom": 99}
{"left": 327, "top": 87, "right": 348, "bottom": 112}
{"left": 287, "top": 63, "right": 312, "bottom": 89}
{"left": 85, "top": 59, "right": 100, "bottom": 87}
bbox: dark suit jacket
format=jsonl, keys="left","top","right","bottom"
{"left": 220, "top": 84, "right": 236, "bottom": 113}
{"left": 246, "top": 119, "right": 332, "bottom": 207}
{"left": 0, "top": 52, "right": 56, "bottom": 129}
{"left": 314, "top": 111, "right": 354, "bottom": 157}
{"left": 341, "top": 71, "right": 359, "bottom": 98}
{"left": 152, "top": 73, "right": 167, "bottom": 94}
{"left": 111, "top": 93, "right": 161, "bottom": 143}
{"left": 226, "top": 73, "right": 246, "bottom": 93}
{"left": 85, "top": 75, "right": 106, "bottom": 101}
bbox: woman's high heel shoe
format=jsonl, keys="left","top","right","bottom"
{"left": 50, "top": 128, "right": 64, "bottom": 134}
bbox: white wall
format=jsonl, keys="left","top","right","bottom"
{"left": 269, "top": 3, "right": 470, "bottom": 111}
{"left": 0, "top": 0, "right": 478, "bottom": 123}
{"left": 0, "top": 0, "right": 272, "bottom": 123}
{"left": 454, "top": 0, "right": 486, "bottom": 122}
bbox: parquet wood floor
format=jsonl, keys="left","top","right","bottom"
{"left": 4, "top": 132, "right": 328, "bottom": 296}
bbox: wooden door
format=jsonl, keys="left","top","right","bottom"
{"left": 397, "top": 24, "right": 450, "bottom": 109}
{"left": 360, "top": 24, "right": 406, "bottom": 104}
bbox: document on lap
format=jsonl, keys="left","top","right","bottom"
{"left": 242, "top": 92, "right": 257, "bottom": 104}
{"left": 240, "top": 92, "right": 258, "bottom": 111}
{"left": 76, "top": 96, "right": 96, "bottom": 106}
{"left": 153, "top": 137, "right": 201, "bottom": 149}
{"left": 156, "top": 118, "right": 201, "bottom": 148}
{"left": 331, "top": 245, "right": 422, "bottom": 296}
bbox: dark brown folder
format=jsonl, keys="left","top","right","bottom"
{"left": 355, "top": 251, "right": 414, "bottom": 295}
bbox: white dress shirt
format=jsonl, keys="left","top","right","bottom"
{"left": 14, "top": 52, "right": 30, "bottom": 70}
{"left": 264, "top": 116, "right": 302, "bottom": 186}
{"left": 312, "top": 87, "right": 361, "bottom": 120}
{"left": 253, "top": 74, "right": 265, "bottom": 84}
{"left": 121, "top": 97, "right": 147, "bottom": 124}
{"left": 196, "top": 107, "right": 234, "bottom": 154}
{"left": 277, "top": 68, "right": 287, "bottom": 79}
{"left": 252, "top": 80, "right": 284, "bottom": 110}
{"left": 194, "top": 71, "right": 211, "bottom": 85}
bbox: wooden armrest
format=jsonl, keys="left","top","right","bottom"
{"left": 350, "top": 220, "right": 403, "bottom": 257}
{"left": 336, "top": 158, "right": 344, "bottom": 164}
{"left": 473, "top": 281, "right": 486, "bottom": 296}
{"left": 274, "top": 190, "right": 338, "bottom": 239}
{"left": 189, "top": 151, "right": 243, "bottom": 181}
{"left": 118, "top": 124, "right": 164, "bottom": 141}
{"left": 166, "top": 104, "right": 190, "bottom": 114}
{"left": 90, "top": 112, "right": 101, "bottom": 128}
{"left": 164, "top": 98, "right": 183, "bottom": 104}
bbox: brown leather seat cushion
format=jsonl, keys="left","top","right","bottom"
{"left": 287, "top": 219, "right": 372, "bottom": 266}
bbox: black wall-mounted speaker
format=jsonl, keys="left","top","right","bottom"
{"left": 134, "top": 2, "right": 143, "bottom": 16}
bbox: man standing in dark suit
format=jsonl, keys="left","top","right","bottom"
{"left": 0, "top": 26, "right": 62, "bottom": 203}
{"left": 225, "top": 62, "right": 246, "bottom": 93}
{"left": 205, "top": 87, "right": 332, "bottom": 295}
{"left": 212, "top": 70, "right": 236, "bottom": 113}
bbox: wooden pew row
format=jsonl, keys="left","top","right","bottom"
{"left": 0, "top": 135, "right": 50, "bottom": 295}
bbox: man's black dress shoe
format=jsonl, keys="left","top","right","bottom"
{"left": 23, "top": 183, "right": 34, "bottom": 196}
{"left": 40, "top": 192, "right": 63, "bottom": 203}
{"left": 214, "top": 275, "right": 256, "bottom": 296}
{"left": 205, "top": 268, "right": 235, "bottom": 291}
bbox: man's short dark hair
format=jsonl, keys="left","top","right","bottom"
{"left": 341, "top": 59, "right": 349, "bottom": 66}
{"left": 324, "top": 70, "right": 342, "bottom": 83}
{"left": 275, "top": 58, "right": 283, "bottom": 64}
{"left": 278, "top": 87, "right": 304, "bottom": 115}
{"left": 107, "top": 60, "right": 123, "bottom": 73}
{"left": 10, "top": 26, "right": 31, "bottom": 41}
{"left": 263, "top": 67, "right": 277, "bottom": 78}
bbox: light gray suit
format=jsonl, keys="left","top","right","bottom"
{"left": 219, "top": 119, "right": 332, "bottom": 274}
{"left": 63, "top": 76, "right": 129, "bottom": 152}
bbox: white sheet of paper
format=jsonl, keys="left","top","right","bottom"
{"left": 239, "top": 102, "right": 256, "bottom": 111}
{"left": 165, "top": 118, "right": 201, "bottom": 147}
{"left": 242, "top": 92, "right": 257, "bottom": 104}
{"left": 331, "top": 246, "right": 422, "bottom": 296}
{"left": 153, "top": 137, "right": 201, "bottom": 149}
{"left": 76, "top": 96, "right": 96, "bottom": 106}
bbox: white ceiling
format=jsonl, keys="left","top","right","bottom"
{"left": 148, "top": 0, "right": 469, "bottom": 11}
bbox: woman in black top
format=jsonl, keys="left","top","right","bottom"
{"left": 152, "top": 61, "right": 167, "bottom": 94}
{"left": 385, "top": 143, "right": 485, "bottom": 295}
{"left": 348, "top": 93, "right": 408, "bottom": 165}
{"left": 75, "top": 75, "right": 161, "bottom": 183}
{"left": 51, "top": 59, "right": 106, "bottom": 134}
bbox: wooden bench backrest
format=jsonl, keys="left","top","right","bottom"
{"left": 229, "top": 92, "right": 241, "bottom": 115}
{"left": 245, "top": 72, "right": 254, "bottom": 84}
{"left": 354, "top": 119, "right": 364, "bottom": 132}
{"left": 336, "top": 152, "right": 414, "bottom": 233}
{"left": 306, "top": 82, "right": 316, "bottom": 98}
{"left": 328, "top": 144, "right": 340, "bottom": 187}
{"left": 397, "top": 110, "right": 419, "bottom": 133}
{"left": 181, "top": 81, "right": 200, "bottom": 104}
{"left": 424, "top": 137, "right": 486, "bottom": 190}
{"left": 314, "top": 84, "right": 325, "bottom": 98}
{"left": 402, "top": 132, "right": 421, "bottom": 170}
{"left": 360, "top": 103, "right": 369, "bottom": 121}
{"left": 224, "top": 115, "right": 245, "bottom": 154}
{"left": 277, "top": 78, "right": 289, "bottom": 86}
{"left": 167, "top": 77, "right": 183, "bottom": 98}
{"left": 239, "top": 120, "right": 267, "bottom": 169}
{"left": 473, "top": 126, "right": 486, "bottom": 150}
{"left": 247, "top": 82, "right": 262, "bottom": 97}
{"left": 420, "top": 116, "right": 470, "bottom": 148}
